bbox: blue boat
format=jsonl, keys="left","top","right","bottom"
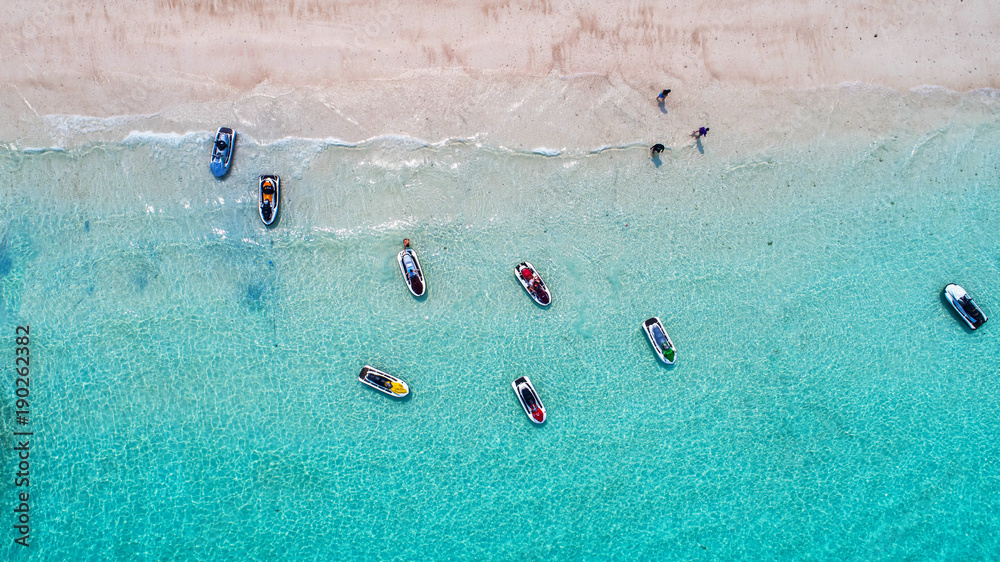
{"left": 397, "top": 239, "right": 426, "bottom": 297}
{"left": 209, "top": 127, "right": 235, "bottom": 177}
{"left": 642, "top": 317, "right": 676, "bottom": 364}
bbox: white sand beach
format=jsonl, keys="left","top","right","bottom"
{"left": 2, "top": 0, "right": 998, "bottom": 149}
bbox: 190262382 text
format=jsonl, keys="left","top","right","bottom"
{"left": 13, "top": 325, "right": 31, "bottom": 548}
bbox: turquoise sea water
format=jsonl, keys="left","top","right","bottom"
{"left": 2, "top": 115, "right": 999, "bottom": 559}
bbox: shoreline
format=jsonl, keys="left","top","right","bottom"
{"left": 4, "top": 78, "right": 997, "bottom": 157}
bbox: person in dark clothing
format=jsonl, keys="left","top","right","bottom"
{"left": 650, "top": 143, "right": 665, "bottom": 157}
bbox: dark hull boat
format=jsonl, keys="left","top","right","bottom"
{"left": 511, "top": 376, "right": 546, "bottom": 424}
{"left": 397, "top": 240, "right": 426, "bottom": 297}
{"left": 944, "top": 284, "right": 987, "bottom": 330}
{"left": 515, "top": 262, "right": 551, "bottom": 306}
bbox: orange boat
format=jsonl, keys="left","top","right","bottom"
{"left": 258, "top": 175, "right": 279, "bottom": 225}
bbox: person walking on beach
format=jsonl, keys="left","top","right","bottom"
{"left": 657, "top": 89, "right": 671, "bottom": 102}
{"left": 691, "top": 127, "right": 709, "bottom": 139}
{"left": 650, "top": 144, "right": 665, "bottom": 157}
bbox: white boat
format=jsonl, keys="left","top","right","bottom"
{"left": 397, "top": 239, "right": 426, "bottom": 297}
{"left": 209, "top": 127, "right": 235, "bottom": 177}
{"left": 944, "top": 284, "right": 987, "bottom": 330}
{"left": 358, "top": 365, "right": 410, "bottom": 398}
{"left": 259, "top": 175, "right": 279, "bottom": 225}
{"left": 511, "top": 376, "right": 546, "bottom": 424}
{"left": 642, "top": 317, "right": 676, "bottom": 364}
{"left": 515, "top": 262, "right": 551, "bottom": 306}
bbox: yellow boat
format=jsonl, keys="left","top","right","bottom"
{"left": 358, "top": 365, "right": 409, "bottom": 398}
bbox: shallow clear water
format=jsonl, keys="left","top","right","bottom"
{"left": 1, "top": 118, "right": 999, "bottom": 559}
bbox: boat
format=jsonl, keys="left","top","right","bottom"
{"left": 511, "top": 376, "right": 546, "bottom": 424}
{"left": 515, "top": 262, "right": 551, "bottom": 306}
{"left": 397, "top": 239, "right": 426, "bottom": 297}
{"left": 209, "top": 127, "right": 235, "bottom": 177}
{"left": 258, "top": 175, "right": 280, "bottom": 225}
{"left": 944, "top": 284, "right": 987, "bottom": 330}
{"left": 642, "top": 317, "right": 677, "bottom": 364}
{"left": 358, "top": 365, "right": 409, "bottom": 397}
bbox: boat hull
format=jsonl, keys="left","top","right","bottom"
{"left": 642, "top": 317, "right": 677, "bottom": 364}
{"left": 210, "top": 127, "right": 235, "bottom": 177}
{"left": 515, "top": 262, "right": 551, "bottom": 306}
{"left": 359, "top": 365, "right": 410, "bottom": 397}
{"left": 258, "top": 175, "right": 280, "bottom": 226}
{"left": 397, "top": 248, "right": 426, "bottom": 296}
{"left": 511, "top": 376, "right": 546, "bottom": 424}
{"left": 944, "top": 284, "right": 987, "bottom": 330}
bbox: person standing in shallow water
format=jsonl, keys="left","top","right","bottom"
{"left": 650, "top": 144, "right": 665, "bottom": 157}
{"left": 691, "top": 127, "right": 709, "bottom": 139}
